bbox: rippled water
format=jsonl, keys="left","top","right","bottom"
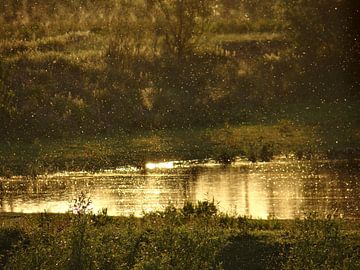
{"left": 0, "top": 158, "right": 359, "bottom": 219}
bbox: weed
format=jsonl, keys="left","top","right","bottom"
{"left": 181, "top": 200, "right": 218, "bottom": 217}
{"left": 70, "top": 192, "right": 93, "bottom": 215}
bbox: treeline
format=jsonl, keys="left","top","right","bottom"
{"left": 0, "top": 0, "right": 358, "bottom": 139}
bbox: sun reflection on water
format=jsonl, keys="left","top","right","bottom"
{"left": 0, "top": 159, "right": 359, "bottom": 219}
{"left": 145, "top": 161, "right": 174, "bottom": 170}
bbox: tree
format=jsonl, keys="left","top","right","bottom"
{"left": 282, "top": 0, "right": 354, "bottom": 99}
{"left": 148, "top": 0, "right": 217, "bottom": 61}
{"left": 284, "top": 0, "right": 346, "bottom": 60}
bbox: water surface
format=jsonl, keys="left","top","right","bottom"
{"left": 0, "top": 158, "right": 359, "bottom": 219}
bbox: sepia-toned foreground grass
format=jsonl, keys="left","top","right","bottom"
{"left": 0, "top": 200, "right": 359, "bottom": 270}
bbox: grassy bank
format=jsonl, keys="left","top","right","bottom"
{"left": 0, "top": 201, "right": 359, "bottom": 269}
{"left": 1, "top": 0, "right": 357, "bottom": 139}
{"left": 1, "top": 0, "right": 358, "bottom": 177}
{"left": 1, "top": 106, "right": 359, "bottom": 177}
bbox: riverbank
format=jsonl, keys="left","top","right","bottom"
{"left": 1, "top": 111, "right": 359, "bottom": 177}
{"left": 1, "top": 202, "right": 359, "bottom": 269}
{"left": 1, "top": 1, "right": 358, "bottom": 178}
{"left": 1, "top": 1, "right": 358, "bottom": 144}
{"left": 0, "top": 115, "right": 357, "bottom": 178}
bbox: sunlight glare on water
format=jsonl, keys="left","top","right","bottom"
{"left": 0, "top": 159, "right": 359, "bottom": 219}
{"left": 145, "top": 161, "right": 174, "bottom": 170}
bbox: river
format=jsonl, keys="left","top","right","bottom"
{"left": 0, "top": 158, "right": 359, "bottom": 219}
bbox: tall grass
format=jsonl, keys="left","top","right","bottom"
{"left": 283, "top": 213, "right": 360, "bottom": 270}
{"left": 0, "top": 0, "right": 358, "bottom": 176}
{"left": 1, "top": 202, "right": 359, "bottom": 269}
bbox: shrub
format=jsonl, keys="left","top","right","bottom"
{"left": 0, "top": 227, "right": 26, "bottom": 269}
{"left": 283, "top": 214, "right": 359, "bottom": 269}
{"left": 220, "top": 233, "right": 284, "bottom": 270}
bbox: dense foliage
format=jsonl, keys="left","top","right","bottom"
{"left": 0, "top": 201, "right": 359, "bottom": 269}
{"left": 0, "top": 0, "right": 358, "bottom": 139}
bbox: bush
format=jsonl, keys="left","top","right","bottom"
{"left": 0, "top": 227, "right": 26, "bottom": 269}
{"left": 283, "top": 214, "right": 360, "bottom": 269}
{"left": 220, "top": 233, "right": 284, "bottom": 270}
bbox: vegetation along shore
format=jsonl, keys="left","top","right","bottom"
{"left": 1, "top": 201, "right": 360, "bottom": 269}
{"left": 0, "top": 1, "right": 359, "bottom": 269}
{"left": 1, "top": 0, "right": 359, "bottom": 177}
